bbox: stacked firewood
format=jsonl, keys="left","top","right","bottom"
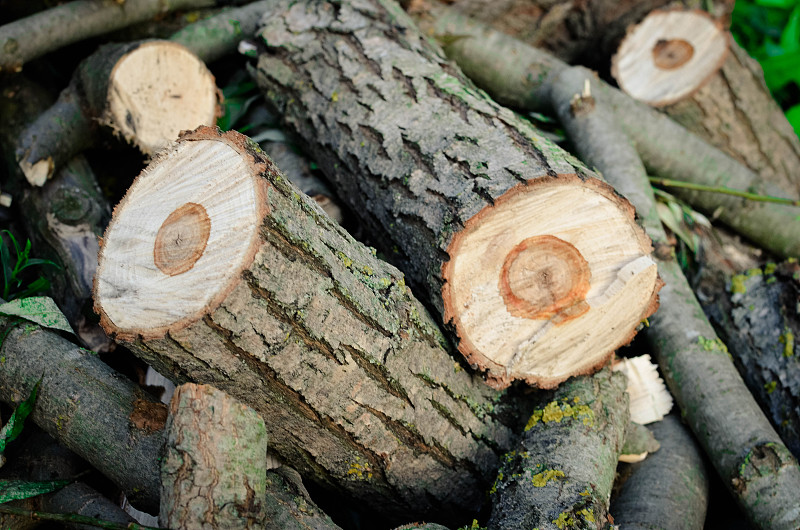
{"left": 0, "top": 1, "right": 799, "bottom": 529}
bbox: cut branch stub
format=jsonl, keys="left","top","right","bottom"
{"left": 612, "top": 10, "right": 729, "bottom": 106}
{"left": 442, "top": 177, "right": 659, "bottom": 389}
{"left": 100, "top": 41, "right": 220, "bottom": 155}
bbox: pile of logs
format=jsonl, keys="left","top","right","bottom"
{"left": 1, "top": 0, "right": 799, "bottom": 529}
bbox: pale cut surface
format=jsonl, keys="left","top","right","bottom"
{"left": 613, "top": 354, "right": 674, "bottom": 425}
{"left": 95, "top": 140, "right": 262, "bottom": 336}
{"left": 106, "top": 42, "right": 218, "bottom": 154}
{"left": 445, "top": 179, "right": 658, "bottom": 388}
{"left": 612, "top": 10, "right": 729, "bottom": 106}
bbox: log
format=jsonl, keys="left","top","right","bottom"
{"left": 16, "top": 40, "right": 219, "bottom": 186}
{"left": 262, "top": 467, "right": 343, "bottom": 530}
{"left": 614, "top": 10, "right": 800, "bottom": 195}
{"left": 535, "top": 63, "right": 800, "bottom": 528}
{"left": 0, "top": 0, "right": 220, "bottom": 72}
{"left": 161, "top": 384, "right": 268, "bottom": 529}
{"left": 413, "top": 4, "right": 800, "bottom": 257}
{"left": 700, "top": 261, "right": 800, "bottom": 460}
{"left": 610, "top": 415, "right": 710, "bottom": 530}
{"left": 94, "top": 126, "right": 524, "bottom": 525}
{"left": 611, "top": 9, "right": 729, "bottom": 107}
{"left": 0, "top": 316, "right": 165, "bottom": 512}
{"left": 253, "top": 0, "right": 660, "bottom": 389}
{"left": 487, "top": 369, "right": 629, "bottom": 529}
{"left": 0, "top": 75, "right": 112, "bottom": 351}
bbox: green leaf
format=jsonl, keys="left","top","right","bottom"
{"left": 781, "top": 5, "right": 800, "bottom": 51}
{"left": 0, "top": 478, "right": 71, "bottom": 503}
{"left": 756, "top": 0, "right": 797, "bottom": 8}
{"left": 0, "top": 297, "right": 73, "bottom": 335}
{"left": 0, "top": 378, "right": 41, "bottom": 453}
{"left": 656, "top": 201, "right": 697, "bottom": 253}
{"left": 760, "top": 50, "right": 800, "bottom": 90}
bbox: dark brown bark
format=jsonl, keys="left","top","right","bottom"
{"left": 94, "top": 127, "right": 525, "bottom": 526}
{"left": 253, "top": 0, "right": 659, "bottom": 389}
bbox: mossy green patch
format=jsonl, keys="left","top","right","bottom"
{"left": 765, "top": 381, "right": 777, "bottom": 394}
{"left": 779, "top": 328, "right": 794, "bottom": 357}
{"left": 697, "top": 336, "right": 728, "bottom": 353}
{"left": 731, "top": 274, "right": 747, "bottom": 294}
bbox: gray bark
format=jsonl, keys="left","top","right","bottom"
{"left": 487, "top": 369, "right": 628, "bottom": 530}
{"left": 611, "top": 415, "right": 710, "bottom": 530}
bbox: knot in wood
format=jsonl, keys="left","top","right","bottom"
{"left": 499, "top": 235, "right": 591, "bottom": 323}
{"left": 154, "top": 202, "right": 211, "bottom": 276}
{"left": 652, "top": 39, "right": 694, "bottom": 70}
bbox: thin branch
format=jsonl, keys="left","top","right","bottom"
{"left": 0, "top": 505, "right": 162, "bottom": 530}
{"left": 650, "top": 177, "right": 800, "bottom": 207}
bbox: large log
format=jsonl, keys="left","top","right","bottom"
{"left": 253, "top": 0, "right": 660, "bottom": 389}
{"left": 94, "top": 126, "right": 524, "bottom": 525}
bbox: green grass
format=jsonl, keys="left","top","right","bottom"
{"left": 0, "top": 230, "right": 58, "bottom": 301}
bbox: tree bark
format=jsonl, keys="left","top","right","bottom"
{"left": 94, "top": 126, "right": 525, "bottom": 525}
{"left": 536, "top": 63, "right": 800, "bottom": 529}
{"left": 0, "top": 317, "right": 165, "bottom": 513}
{"left": 661, "top": 40, "right": 800, "bottom": 196}
{"left": 413, "top": 4, "right": 800, "bottom": 258}
{"left": 611, "top": 415, "right": 710, "bottom": 530}
{"left": 262, "top": 467, "right": 343, "bottom": 530}
{"left": 253, "top": 0, "right": 660, "bottom": 389}
{"left": 487, "top": 369, "right": 629, "bottom": 529}
{"left": 700, "top": 261, "right": 800, "bottom": 460}
{"left": 16, "top": 40, "right": 219, "bottom": 186}
{"left": 161, "top": 384, "right": 268, "bottom": 529}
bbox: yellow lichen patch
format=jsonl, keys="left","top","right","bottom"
{"left": 531, "top": 469, "right": 565, "bottom": 487}
{"left": 697, "top": 336, "right": 728, "bottom": 353}
{"left": 780, "top": 328, "right": 794, "bottom": 357}
{"left": 578, "top": 508, "right": 595, "bottom": 523}
{"left": 731, "top": 274, "right": 747, "bottom": 295}
{"left": 346, "top": 458, "right": 373, "bottom": 480}
{"left": 525, "top": 398, "right": 595, "bottom": 431}
{"left": 552, "top": 511, "right": 576, "bottom": 529}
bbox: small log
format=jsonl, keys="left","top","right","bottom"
{"left": 620, "top": 420, "right": 660, "bottom": 462}
{"left": 16, "top": 40, "right": 219, "bottom": 186}
{"left": 701, "top": 261, "right": 800, "bottom": 459}
{"left": 0, "top": 0, "right": 220, "bottom": 72}
{"left": 487, "top": 369, "right": 629, "bottom": 529}
{"left": 161, "top": 383, "right": 268, "bottom": 529}
{"left": 611, "top": 415, "right": 710, "bottom": 530}
{"left": 262, "top": 467, "right": 343, "bottom": 530}
{"left": 254, "top": 0, "right": 660, "bottom": 389}
{"left": 94, "top": 126, "right": 523, "bottom": 524}
{"left": 413, "top": 3, "right": 800, "bottom": 258}
{"left": 614, "top": 10, "right": 800, "bottom": 195}
{"left": 611, "top": 9, "right": 729, "bottom": 107}
{"left": 0, "top": 75, "right": 111, "bottom": 351}
{"left": 0, "top": 316, "right": 164, "bottom": 513}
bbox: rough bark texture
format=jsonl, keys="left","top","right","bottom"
{"left": 0, "top": 75, "right": 112, "bottom": 351}
{"left": 621, "top": 420, "right": 660, "bottom": 458}
{"left": 161, "top": 384, "right": 268, "bottom": 529}
{"left": 253, "top": 0, "right": 659, "bottom": 389}
{"left": 700, "top": 261, "right": 800, "bottom": 460}
{"left": 262, "top": 467, "right": 343, "bottom": 530}
{"left": 487, "top": 369, "right": 629, "bottom": 530}
{"left": 0, "top": 0, "right": 218, "bottom": 72}
{"left": 414, "top": 4, "right": 800, "bottom": 258}
{"left": 16, "top": 40, "right": 219, "bottom": 185}
{"left": 611, "top": 415, "right": 710, "bottom": 530}
{"left": 663, "top": 41, "right": 800, "bottom": 195}
{"left": 95, "top": 127, "right": 525, "bottom": 526}
{"left": 0, "top": 317, "right": 164, "bottom": 512}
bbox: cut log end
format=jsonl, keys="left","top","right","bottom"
{"left": 94, "top": 126, "right": 268, "bottom": 340}
{"left": 443, "top": 176, "right": 660, "bottom": 389}
{"left": 612, "top": 10, "right": 729, "bottom": 106}
{"left": 105, "top": 41, "right": 220, "bottom": 155}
